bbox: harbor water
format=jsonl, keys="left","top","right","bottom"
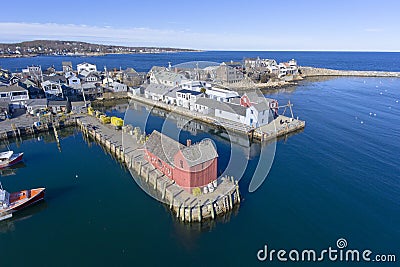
{"left": 0, "top": 52, "right": 399, "bottom": 266}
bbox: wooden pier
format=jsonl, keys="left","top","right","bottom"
{"left": 76, "top": 115, "right": 240, "bottom": 222}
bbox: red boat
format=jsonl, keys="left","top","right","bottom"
{"left": 0, "top": 184, "right": 45, "bottom": 221}
{"left": 0, "top": 151, "right": 24, "bottom": 169}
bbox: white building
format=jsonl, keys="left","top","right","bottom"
{"left": 41, "top": 80, "right": 63, "bottom": 97}
{"left": 176, "top": 89, "right": 203, "bottom": 110}
{"left": 195, "top": 92, "right": 276, "bottom": 128}
{"left": 206, "top": 87, "right": 239, "bottom": 102}
{"left": 144, "top": 84, "right": 174, "bottom": 101}
{"left": 0, "top": 85, "right": 29, "bottom": 107}
{"left": 77, "top": 62, "right": 97, "bottom": 73}
{"left": 149, "top": 71, "right": 187, "bottom": 86}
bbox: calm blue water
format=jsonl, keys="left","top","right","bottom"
{"left": 1, "top": 51, "right": 400, "bottom": 72}
{"left": 0, "top": 53, "right": 399, "bottom": 266}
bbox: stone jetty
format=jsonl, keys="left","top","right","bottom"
{"left": 300, "top": 66, "right": 400, "bottom": 78}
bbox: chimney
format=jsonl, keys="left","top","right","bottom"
{"left": 186, "top": 139, "right": 192, "bottom": 146}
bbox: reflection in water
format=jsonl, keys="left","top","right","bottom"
{"left": 0, "top": 161, "right": 26, "bottom": 177}
{"left": 0, "top": 201, "right": 48, "bottom": 234}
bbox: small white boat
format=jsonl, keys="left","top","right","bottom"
{"left": 0, "top": 151, "right": 24, "bottom": 169}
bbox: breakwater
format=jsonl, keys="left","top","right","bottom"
{"left": 300, "top": 66, "right": 400, "bottom": 78}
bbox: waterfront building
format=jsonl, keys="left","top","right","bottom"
{"left": 48, "top": 100, "right": 69, "bottom": 113}
{"left": 71, "top": 101, "right": 88, "bottom": 113}
{"left": 176, "top": 89, "right": 203, "bottom": 110}
{"left": 0, "top": 85, "right": 29, "bottom": 108}
{"left": 194, "top": 92, "right": 276, "bottom": 128}
{"left": 105, "top": 81, "right": 128, "bottom": 93}
{"left": 143, "top": 83, "right": 174, "bottom": 101}
{"left": 25, "top": 99, "right": 48, "bottom": 114}
{"left": 144, "top": 130, "right": 218, "bottom": 189}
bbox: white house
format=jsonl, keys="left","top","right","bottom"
{"left": 194, "top": 92, "right": 276, "bottom": 128}
{"left": 144, "top": 84, "right": 174, "bottom": 101}
{"left": 41, "top": 80, "right": 63, "bottom": 98}
{"left": 108, "top": 81, "right": 128, "bottom": 92}
{"left": 77, "top": 62, "right": 97, "bottom": 73}
{"left": 66, "top": 73, "right": 81, "bottom": 85}
{"left": 206, "top": 87, "right": 239, "bottom": 102}
{"left": 179, "top": 80, "right": 210, "bottom": 91}
{"left": 176, "top": 89, "right": 203, "bottom": 110}
{"left": 0, "top": 85, "right": 29, "bottom": 107}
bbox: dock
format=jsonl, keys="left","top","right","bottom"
{"left": 76, "top": 115, "right": 240, "bottom": 222}
{"left": 0, "top": 113, "right": 77, "bottom": 141}
{"left": 128, "top": 92, "right": 305, "bottom": 141}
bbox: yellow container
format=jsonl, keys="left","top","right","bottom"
{"left": 88, "top": 107, "right": 94, "bottom": 116}
{"left": 100, "top": 115, "right": 111, "bottom": 124}
{"left": 111, "top": 116, "right": 124, "bottom": 127}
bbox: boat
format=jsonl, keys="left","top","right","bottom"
{"left": 0, "top": 183, "right": 45, "bottom": 221}
{"left": 0, "top": 151, "right": 24, "bottom": 169}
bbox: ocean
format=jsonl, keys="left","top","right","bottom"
{"left": 0, "top": 52, "right": 399, "bottom": 266}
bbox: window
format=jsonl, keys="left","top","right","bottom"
{"left": 251, "top": 110, "right": 254, "bottom": 114}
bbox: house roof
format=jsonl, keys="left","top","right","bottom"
{"left": 43, "top": 75, "right": 67, "bottom": 83}
{"left": 195, "top": 97, "right": 247, "bottom": 116}
{"left": 149, "top": 66, "right": 167, "bottom": 74}
{"left": 177, "top": 89, "right": 202, "bottom": 95}
{"left": 145, "top": 130, "right": 184, "bottom": 166}
{"left": 180, "top": 139, "right": 218, "bottom": 167}
{"left": 145, "top": 130, "right": 218, "bottom": 168}
{"left": 77, "top": 62, "right": 95, "bottom": 67}
{"left": 0, "top": 85, "right": 28, "bottom": 93}
{"left": 144, "top": 84, "right": 173, "bottom": 95}
{"left": 26, "top": 99, "right": 47, "bottom": 107}
{"left": 154, "top": 71, "right": 187, "bottom": 83}
{"left": 48, "top": 100, "right": 68, "bottom": 106}
{"left": 71, "top": 101, "right": 87, "bottom": 107}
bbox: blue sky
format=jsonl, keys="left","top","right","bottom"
{"left": 0, "top": 0, "right": 399, "bottom": 51}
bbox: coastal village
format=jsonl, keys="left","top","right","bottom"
{"left": 0, "top": 57, "right": 306, "bottom": 222}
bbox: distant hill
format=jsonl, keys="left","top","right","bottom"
{"left": 0, "top": 40, "right": 199, "bottom": 57}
